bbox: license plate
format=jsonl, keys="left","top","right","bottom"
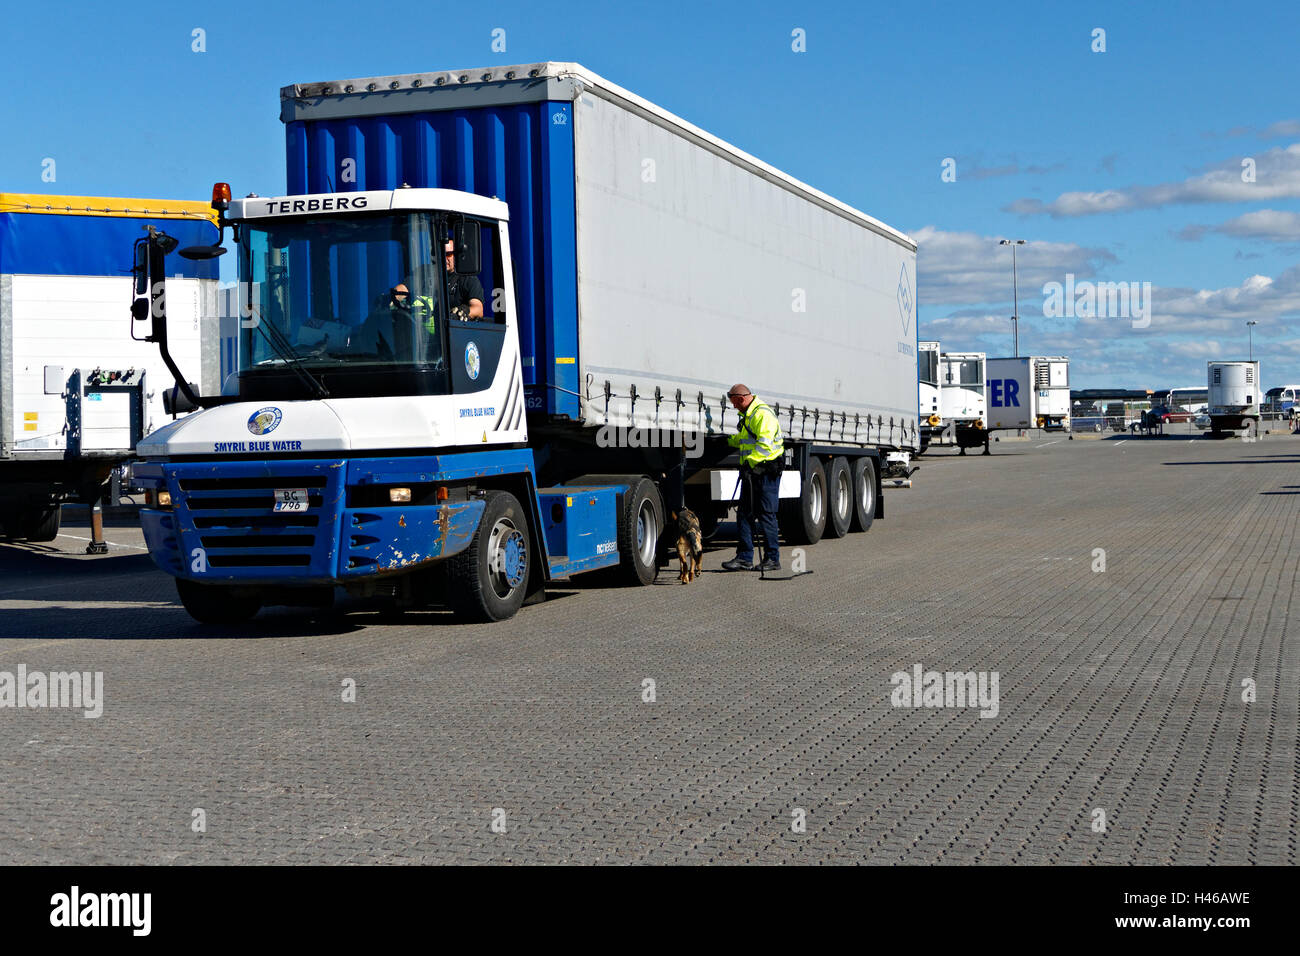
{"left": 273, "top": 488, "right": 309, "bottom": 513}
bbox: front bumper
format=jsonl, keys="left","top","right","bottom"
{"left": 137, "top": 457, "right": 486, "bottom": 584}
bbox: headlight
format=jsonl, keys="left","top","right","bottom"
{"left": 156, "top": 490, "right": 172, "bottom": 508}
{"left": 388, "top": 487, "right": 412, "bottom": 503}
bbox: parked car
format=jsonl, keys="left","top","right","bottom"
{"left": 1150, "top": 404, "right": 1194, "bottom": 423}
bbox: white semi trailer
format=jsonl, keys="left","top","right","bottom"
{"left": 1207, "top": 361, "right": 1262, "bottom": 434}
{"left": 939, "top": 350, "right": 986, "bottom": 453}
{"left": 0, "top": 194, "right": 217, "bottom": 543}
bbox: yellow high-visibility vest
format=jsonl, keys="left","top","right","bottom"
{"left": 728, "top": 399, "right": 784, "bottom": 467}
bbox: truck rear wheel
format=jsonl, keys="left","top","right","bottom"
{"left": 825, "top": 457, "right": 852, "bottom": 539}
{"left": 780, "top": 457, "right": 826, "bottom": 546}
{"left": 849, "top": 457, "right": 876, "bottom": 533}
{"left": 617, "top": 477, "right": 663, "bottom": 586}
{"left": 448, "top": 490, "right": 531, "bottom": 622}
{"left": 176, "top": 579, "right": 262, "bottom": 625}
{"left": 19, "top": 505, "right": 61, "bottom": 542}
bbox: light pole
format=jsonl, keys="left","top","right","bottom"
{"left": 999, "top": 239, "right": 1026, "bottom": 356}
{"left": 1247, "top": 320, "right": 1257, "bottom": 361}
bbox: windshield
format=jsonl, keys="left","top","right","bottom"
{"left": 236, "top": 212, "right": 448, "bottom": 398}
{"left": 918, "top": 350, "right": 939, "bottom": 387}
{"left": 943, "top": 358, "right": 983, "bottom": 390}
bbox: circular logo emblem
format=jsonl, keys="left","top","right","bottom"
{"left": 247, "top": 406, "right": 283, "bottom": 436}
{"left": 465, "top": 342, "right": 481, "bottom": 380}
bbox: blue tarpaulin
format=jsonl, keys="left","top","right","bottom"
{"left": 0, "top": 212, "right": 218, "bottom": 279}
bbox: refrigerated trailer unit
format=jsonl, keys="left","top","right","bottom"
{"left": 131, "top": 62, "right": 919, "bottom": 623}
{"left": 985, "top": 356, "right": 1070, "bottom": 439}
{"left": 0, "top": 194, "right": 217, "bottom": 542}
{"left": 1207, "top": 361, "right": 1262, "bottom": 433}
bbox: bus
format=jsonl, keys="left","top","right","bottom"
{"left": 1166, "top": 387, "right": 1208, "bottom": 415}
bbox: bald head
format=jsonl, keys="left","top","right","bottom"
{"left": 727, "top": 383, "right": 754, "bottom": 411}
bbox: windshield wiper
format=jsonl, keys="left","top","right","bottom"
{"left": 245, "top": 306, "right": 330, "bottom": 399}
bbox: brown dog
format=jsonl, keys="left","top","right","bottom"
{"left": 673, "top": 509, "right": 704, "bottom": 584}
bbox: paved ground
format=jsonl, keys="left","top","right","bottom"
{"left": 1, "top": 431, "right": 1296, "bottom": 864}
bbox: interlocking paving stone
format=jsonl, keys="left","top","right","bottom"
{"left": 0, "top": 432, "right": 1297, "bottom": 863}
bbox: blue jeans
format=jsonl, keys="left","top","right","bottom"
{"left": 737, "top": 470, "right": 781, "bottom": 563}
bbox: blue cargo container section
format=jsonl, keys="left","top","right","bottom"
{"left": 284, "top": 96, "right": 581, "bottom": 420}
{"left": 131, "top": 63, "right": 918, "bottom": 624}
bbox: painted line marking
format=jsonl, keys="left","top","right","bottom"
{"left": 55, "top": 533, "right": 148, "bottom": 551}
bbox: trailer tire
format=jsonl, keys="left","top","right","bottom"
{"left": 780, "top": 457, "right": 826, "bottom": 546}
{"left": 176, "top": 579, "right": 262, "bottom": 625}
{"left": 617, "top": 477, "right": 663, "bottom": 586}
{"left": 849, "top": 457, "right": 876, "bottom": 533}
{"left": 19, "top": 505, "right": 61, "bottom": 542}
{"left": 824, "top": 457, "right": 853, "bottom": 539}
{"left": 447, "top": 490, "right": 531, "bottom": 623}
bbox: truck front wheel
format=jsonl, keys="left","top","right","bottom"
{"left": 448, "top": 490, "right": 531, "bottom": 622}
{"left": 176, "top": 579, "right": 262, "bottom": 625}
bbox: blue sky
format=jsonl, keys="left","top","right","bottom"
{"left": 3, "top": 0, "right": 1298, "bottom": 388}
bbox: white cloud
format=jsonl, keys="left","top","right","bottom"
{"left": 915, "top": 226, "right": 1114, "bottom": 306}
{"left": 1260, "top": 120, "right": 1300, "bottom": 139}
{"left": 1006, "top": 144, "right": 1300, "bottom": 218}
{"left": 1216, "top": 209, "right": 1300, "bottom": 242}
{"left": 920, "top": 265, "right": 1300, "bottom": 384}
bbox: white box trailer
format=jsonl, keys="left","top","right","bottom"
{"left": 0, "top": 194, "right": 218, "bottom": 541}
{"left": 1208, "top": 361, "right": 1262, "bottom": 433}
{"left": 985, "top": 356, "right": 1071, "bottom": 432}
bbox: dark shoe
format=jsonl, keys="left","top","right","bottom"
{"left": 721, "top": 557, "right": 754, "bottom": 571}
{"left": 757, "top": 556, "right": 781, "bottom": 572}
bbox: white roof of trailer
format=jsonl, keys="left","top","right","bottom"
{"left": 281, "top": 62, "right": 915, "bottom": 252}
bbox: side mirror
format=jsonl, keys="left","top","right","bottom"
{"left": 130, "top": 236, "right": 156, "bottom": 340}
{"left": 452, "top": 220, "right": 481, "bottom": 275}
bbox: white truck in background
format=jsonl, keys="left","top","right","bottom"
{"left": 0, "top": 194, "right": 217, "bottom": 544}
{"left": 1207, "top": 361, "right": 1262, "bottom": 434}
{"left": 938, "top": 350, "right": 986, "bottom": 454}
{"left": 984, "top": 356, "right": 1071, "bottom": 447}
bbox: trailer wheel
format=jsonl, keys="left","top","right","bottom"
{"left": 19, "top": 505, "right": 61, "bottom": 542}
{"left": 849, "top": 457, "right": 876, "bottom": 533}
{"left": 616, "top": 477, "right": 663, "bottom": 586}
{"left": 824, "top": 457, "right": 853, "bottom": 539}
{"left": 448, "top": 490, "right": 531, "bottom": 622}
{"left": 176, "top": 579, "right": 262, "bottom": 625}
{"left": 780, "top": 457, "right": 826, "bottom": 545}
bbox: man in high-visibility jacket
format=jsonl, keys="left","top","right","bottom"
{"left": 722, "top": 384, "right": 784, "bottom": 572}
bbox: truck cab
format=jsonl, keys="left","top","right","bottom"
{"left": 132, "top": 187, "right": 650, "bottom": 624}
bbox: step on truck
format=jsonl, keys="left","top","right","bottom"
{"left": 0, "top": 194, "right": 217, "bottom": 545}
{"left": 131, "top": 62, "right": 920, "bottom": 624}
